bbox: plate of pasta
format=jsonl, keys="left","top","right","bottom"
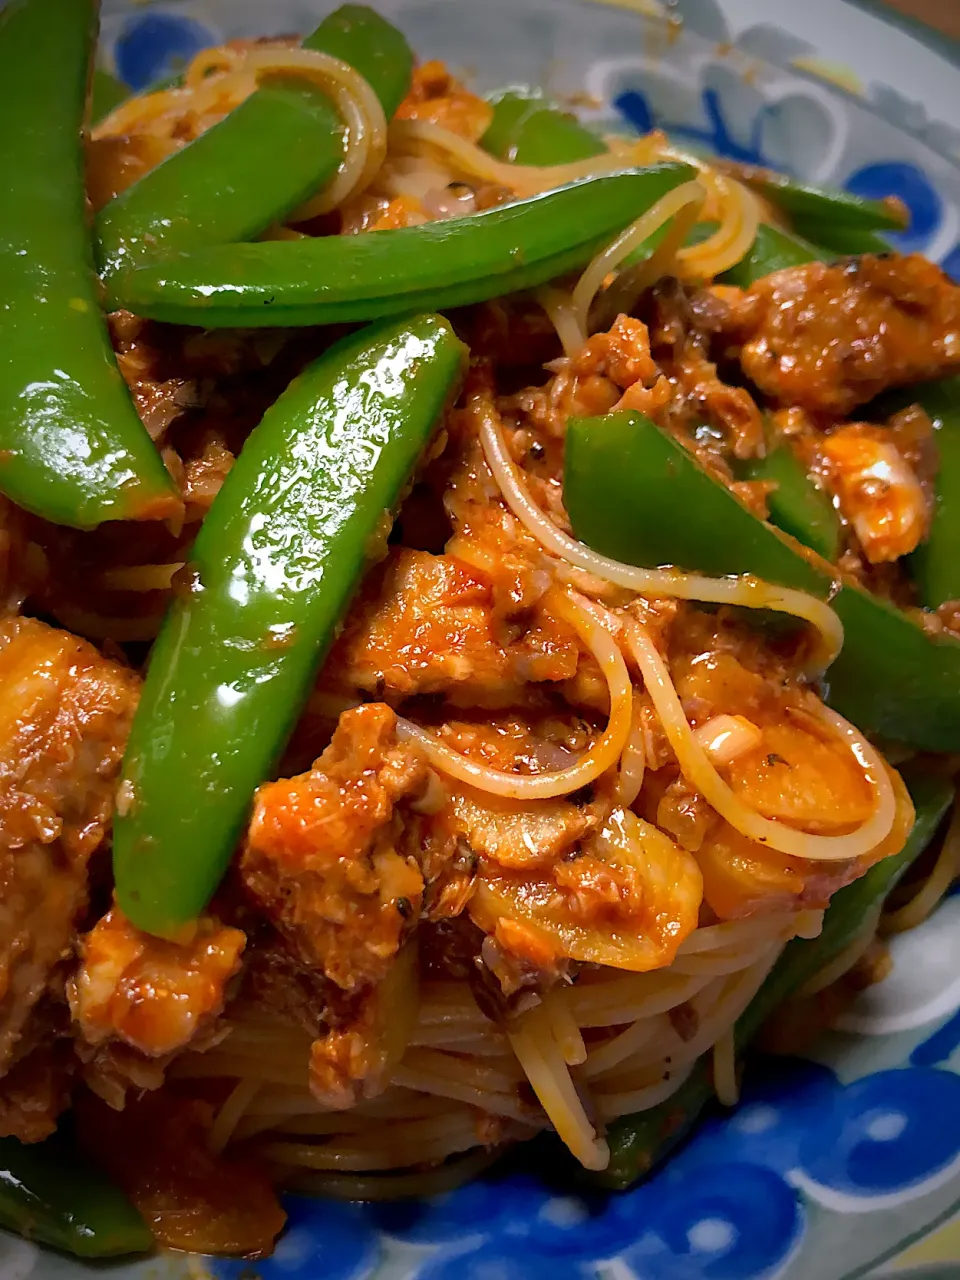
{"left": 2, "top": 0, "right": 960, "bottom": 1278}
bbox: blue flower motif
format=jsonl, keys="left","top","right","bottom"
{"left": 603, "top": 49, "right": 953, "bottom": 271}
{"left": 612, "top": 64, "right": 832, "bottom": 175}
{"left": 210, "top": 1196, "right": 378, "bottom": 1280}
{"left": 614, "top": 86, "right": 769, "bottom": 166}
{"left": 619, "top": 1162, "right": 804, "bottom": 1280}
{"left": 370, "top": 1172, "right": 640, "bottom": 1261}
{"left": 793, "top": 1068, "right": 960, "bottom": 1206}
{"left": 660, "top": 1058, "right": 838, "bottom": 1180}
{"left": 845, "top": 161, "right": 943, "bottom": 253}
{"left": 114, "top": 10, "right": 217, "bottom": 91}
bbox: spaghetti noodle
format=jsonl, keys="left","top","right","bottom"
{"left": 173, "top": 910, "right": 815, "bottom": 1178}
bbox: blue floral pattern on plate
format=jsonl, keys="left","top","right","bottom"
{"left": 14, "top": 3, "right": 956, "bottom": 1279}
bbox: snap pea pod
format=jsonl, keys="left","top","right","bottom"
{"left": 786, "top": 217, "right": 893, "bottom": 259}
{"left": 717, "top": 215, "right": 890, "bottom": 285}
{"left": 106, "top": 164, "right": 695, "bottom": 328}
{"left": 726, "top": 164, "right": 908, "bottom": 234}
{"left": 898, "top": 378, "right": 960, "bottom": 609}
{"left": 717, "top": 222, "right": 820, "bottom": 286}
{"left": 90, "top": 68, "right": 129, "bottom": 123}
{"left": 564, "top": 410, "right": 960, "bottom": 750}
{"left": 592, "top": 767, "right": 954, "bottom": 1190}
{"left": 738, "top": 436, "right": 842, "bottom": 563}
{"left": 0, "top": 0, "right": 179, "bottom": 529}
{"left": 0, "top": 1132, "right": 152, "bottom": 1258}
{"left": 113, "top": 315, "right": 465, "bottom": 938}
{"left": 96, "top": 5, "right": 413, "bottom": 273}
{"left": 481, "top": 89, "right": 607, "bottom": 165}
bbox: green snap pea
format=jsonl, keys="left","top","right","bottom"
{"left": 0, "top": 1132, "right": 152, "bottom": 1258}
{"left": 727, "top": 164, "right": 908, "bottom": 234}
{"left": 564, "top": 410, "right": 960, "bottom": 751}
{"left": 113, "top": 315, "right": 465, "bottom": 938}
{"left": 787, "top": 218, "right": 894, "bottom": 259}
{"left": 311, "top": 2, "right": 412, "bottom": 114}
{"left": 0, "top": 0, "right": 178, "bottom": 529}
{"left": 90, "top": 68, "right": 130, "bottom": 123}
{"left": 717, "top": 222, "right": 820, "bottom": 286}
{"left": 900, "top": 378, "right": 960, "bottom": 610}
{"left": 481, "top": 89, "right": 607, "bottom": 165}
{"left": 591, "top": 767, "right": 955, "bottom": 1190}
{"left": 96, "top": 5, "right": 413, "bottom": 274}
{"left": 718, "top": 216, "right": 893, "bottom": 286}
{"left": 105, "top": 164, "right": 695, "bottom": 328}
{"left": 738, "top": 435, "right": 841, "bottom": 563}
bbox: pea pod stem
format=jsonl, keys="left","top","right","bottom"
{"left": 564, "top": 410, "right": 960, "bottom": 750}
{"left": 0, "top": 0, "right": 178, "bottom": 529}
{"left": 113, "top": 315, "right": 466, "bottom": 938}
{"left": 591, "top": 767, "right": 954, "bottom": 1190}
{"left": 106, "top": 164, "right": 695, "bottom": 327}
{"left": 96, "top": 4, "right": 413, "bottom": 273}
{"left": 0, "top": 1132, "right": 153, "bottom": 1258}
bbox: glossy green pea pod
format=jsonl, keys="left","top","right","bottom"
{"left": 787, "top": 218, "right": 894, "bottom": 258}
{"left": 564, "top": 410, "right": 960, "bottom": 750}
{"left": 0, "top": 0, "right": 178, "bottom": 529}
{"left": 106, "top": 164, "right": 695, "bottom": 328}
{"left": 896, "top": 377, "right": 960, "bottom": 610}
{"left": 114, "top": 315, "right": 465, "bottom": 938}
{"left": 730, "top": 165, "right": 908, "bottom": 234}
{"left": 481, "top": 89, "right": 607, "bottom": 165}
{"left": 738, "top": 437, "right": 842, "bottom": 563}
{"left": 90, "top": 68, "right": 129, "bottom": 123}
{"left": 717, "top": 221, "right": 820, "bottom": 286}
{"left": 591, "top": 767, "right": 955, "bottom": 1190}
{"left": 0, "top": 1132, "right": 152, "bottom": 1258}
{"left": 718, "top": 215, "right": 891, "bottom": 285}
{"left": 96, "top": 5, "right": 413, "bottom": 273}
